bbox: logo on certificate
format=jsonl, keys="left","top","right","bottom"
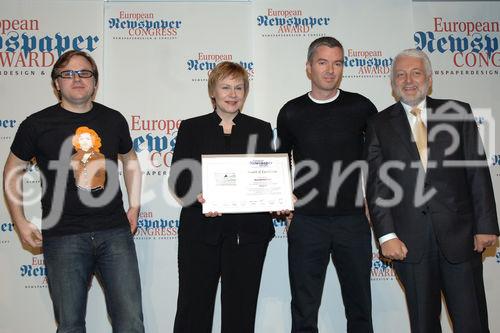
{"left": 215, "top": 172, "right": 237, "bottom": 186}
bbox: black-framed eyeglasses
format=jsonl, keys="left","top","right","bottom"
{"left": 57, "top": 70, "right": 94, "bottom": 79}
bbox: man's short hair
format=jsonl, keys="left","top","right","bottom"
{"left": 51, "top": 50, "right": 99, "bottom": 99}
{"left": 207, "top": 61, "right": 249, "bottom": 109}
{"left": 391, "top": 48, "right": 433, "bottom": 82}
{"left": 307, "top": 36, "right": 344, "bottom": 63}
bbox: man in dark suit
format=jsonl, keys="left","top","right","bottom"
{"left": 365, "top": 48, "right": 499, "bottom": 333}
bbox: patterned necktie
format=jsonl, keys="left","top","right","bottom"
{"left": 410, "top": 107, "right": 427, "bottom": 170}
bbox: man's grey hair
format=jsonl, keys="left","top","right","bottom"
{"left": 391, "top": 48, "right": 433, "bottom": 82}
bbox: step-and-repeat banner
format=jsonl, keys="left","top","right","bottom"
{"left": 1, "top": 1, "right": 499, "bottom": 332}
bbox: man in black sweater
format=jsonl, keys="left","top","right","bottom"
{"left": 277, "top": 37, "right": 377, "bottom": 333}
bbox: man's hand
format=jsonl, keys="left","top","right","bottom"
{"left": 3, "top": 153, "right": 41, "bottom": 248}
{"left": 127, "top": 207, "right": 140, "bottom": 234}
{"left": 15, "top": 220, "right": 42, "bottom": 248}
{"left": 275, "top": 194, "right": 297, "bottom": 231}
{"left": 120, "top": 148, "right": 141, "bottom": 234}
{"left": 380, "top": 238, "right": 408, "bottom": 260}
{"left": 474, "top": 234, "right": 498, "bottom": 252}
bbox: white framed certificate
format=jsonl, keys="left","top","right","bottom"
{"left": 201, "top": 153, "right": 294, "bottom": 214}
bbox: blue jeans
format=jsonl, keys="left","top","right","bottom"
{"left": 43, "top": 226, "right": 144, "bottom": 333}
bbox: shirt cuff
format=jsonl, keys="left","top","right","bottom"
{"left": 379, "top": 233, "right": 397, "bottom": 244}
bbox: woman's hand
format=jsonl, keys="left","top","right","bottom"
{"left": 197, "top": 193, "right": 222, "bottom": 217}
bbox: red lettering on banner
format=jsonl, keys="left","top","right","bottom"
{"left": 493, "top": 52, "right": 500, "bottom": 66}
{"left": 150, "top": 151, "right": 173, "bottom": 168}
{"left": 0, "top": 51, "right": 54, "bottom": 67}
{"left": 127, "top": 28, "right": 177, "bottom": 37}
{"left": 453, "top": 51, "right": 500, "bottom": 67}
{"left": 131, "top": 115, "right": 182, "bottom": 134}
{"left": 0, "top": 19, "right": 39, "bottom": 35}
{"left": 31, "top": 256, "right": 44, "bottom": 266}
{"left": 139, "top": 211, "right": 153, "bottom": 218}
{"left": 277, "top": 25, "right": 310, "bottom": 33}
{"left": 119, "top": 11, "right": 154, "bottom": 20}
{"left": 434, "top": 17, "right": 500, "bottom": 36}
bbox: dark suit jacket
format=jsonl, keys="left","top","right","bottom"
{"left": 168, "top": 111, "right": 275, "bottom": 245}
{"left": 365, "top": 97, "right": 499, "bottom": 263}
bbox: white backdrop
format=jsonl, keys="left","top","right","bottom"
{"left": 1, "top": 1, "right": 499, "bottom": 332}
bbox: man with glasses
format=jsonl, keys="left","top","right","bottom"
{"left": 3, "top": 50, "right": 144, "bottom": 332}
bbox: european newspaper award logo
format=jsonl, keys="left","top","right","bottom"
{"left": 371, "top": 252, "right": 396, "bottom": 281}
{"left": 0, "top": 18, "right": 99, "bottom": 77}
{"left": 256, "top": 8, "right": 330, "bottom": 38}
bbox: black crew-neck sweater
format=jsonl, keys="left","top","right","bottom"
{"left": 277, "top": 90, "right": 377, "bottom": 216}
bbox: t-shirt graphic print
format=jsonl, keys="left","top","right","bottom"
{"left": 70, "top": 126, "right": 106, "bottom": 191}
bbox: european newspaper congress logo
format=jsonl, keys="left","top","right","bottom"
{"left": 343, "top": 49, "right": 393, "bottom": 79}
{"left": 256, "top": 8, "right": 330, "bottom": 38}
{"left": 20, "top": 255, "right": 48, "bottom": 289}
{"left": 131, "top": 115, "right": 181, "bottom": 175}
{"left": 0, "top": 18, "right": 99, "bottom": 77}
{"left": 107, "top": 10, "right": 182, "bottom": 40}
{"left": 415, "top": 17, "right": 499, "bottom": 76}
{"left": 187, "top": 52, "right": 255, "bottom": 82}
{"left": 134, "top": 211, "right": 179, "bottom": 240}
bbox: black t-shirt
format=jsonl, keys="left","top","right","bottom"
{"left": 11, "top": 102, "right": 133, "bottom": 237}
{"left": 277, "top": 90, "right": 377, "bottom": 216}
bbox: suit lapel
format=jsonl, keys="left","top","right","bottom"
{"left": 425, "top": 97, "right": 441, "bottom": 168}
{"left": 388, "top": 103, "right": 421, "bottom": 161}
